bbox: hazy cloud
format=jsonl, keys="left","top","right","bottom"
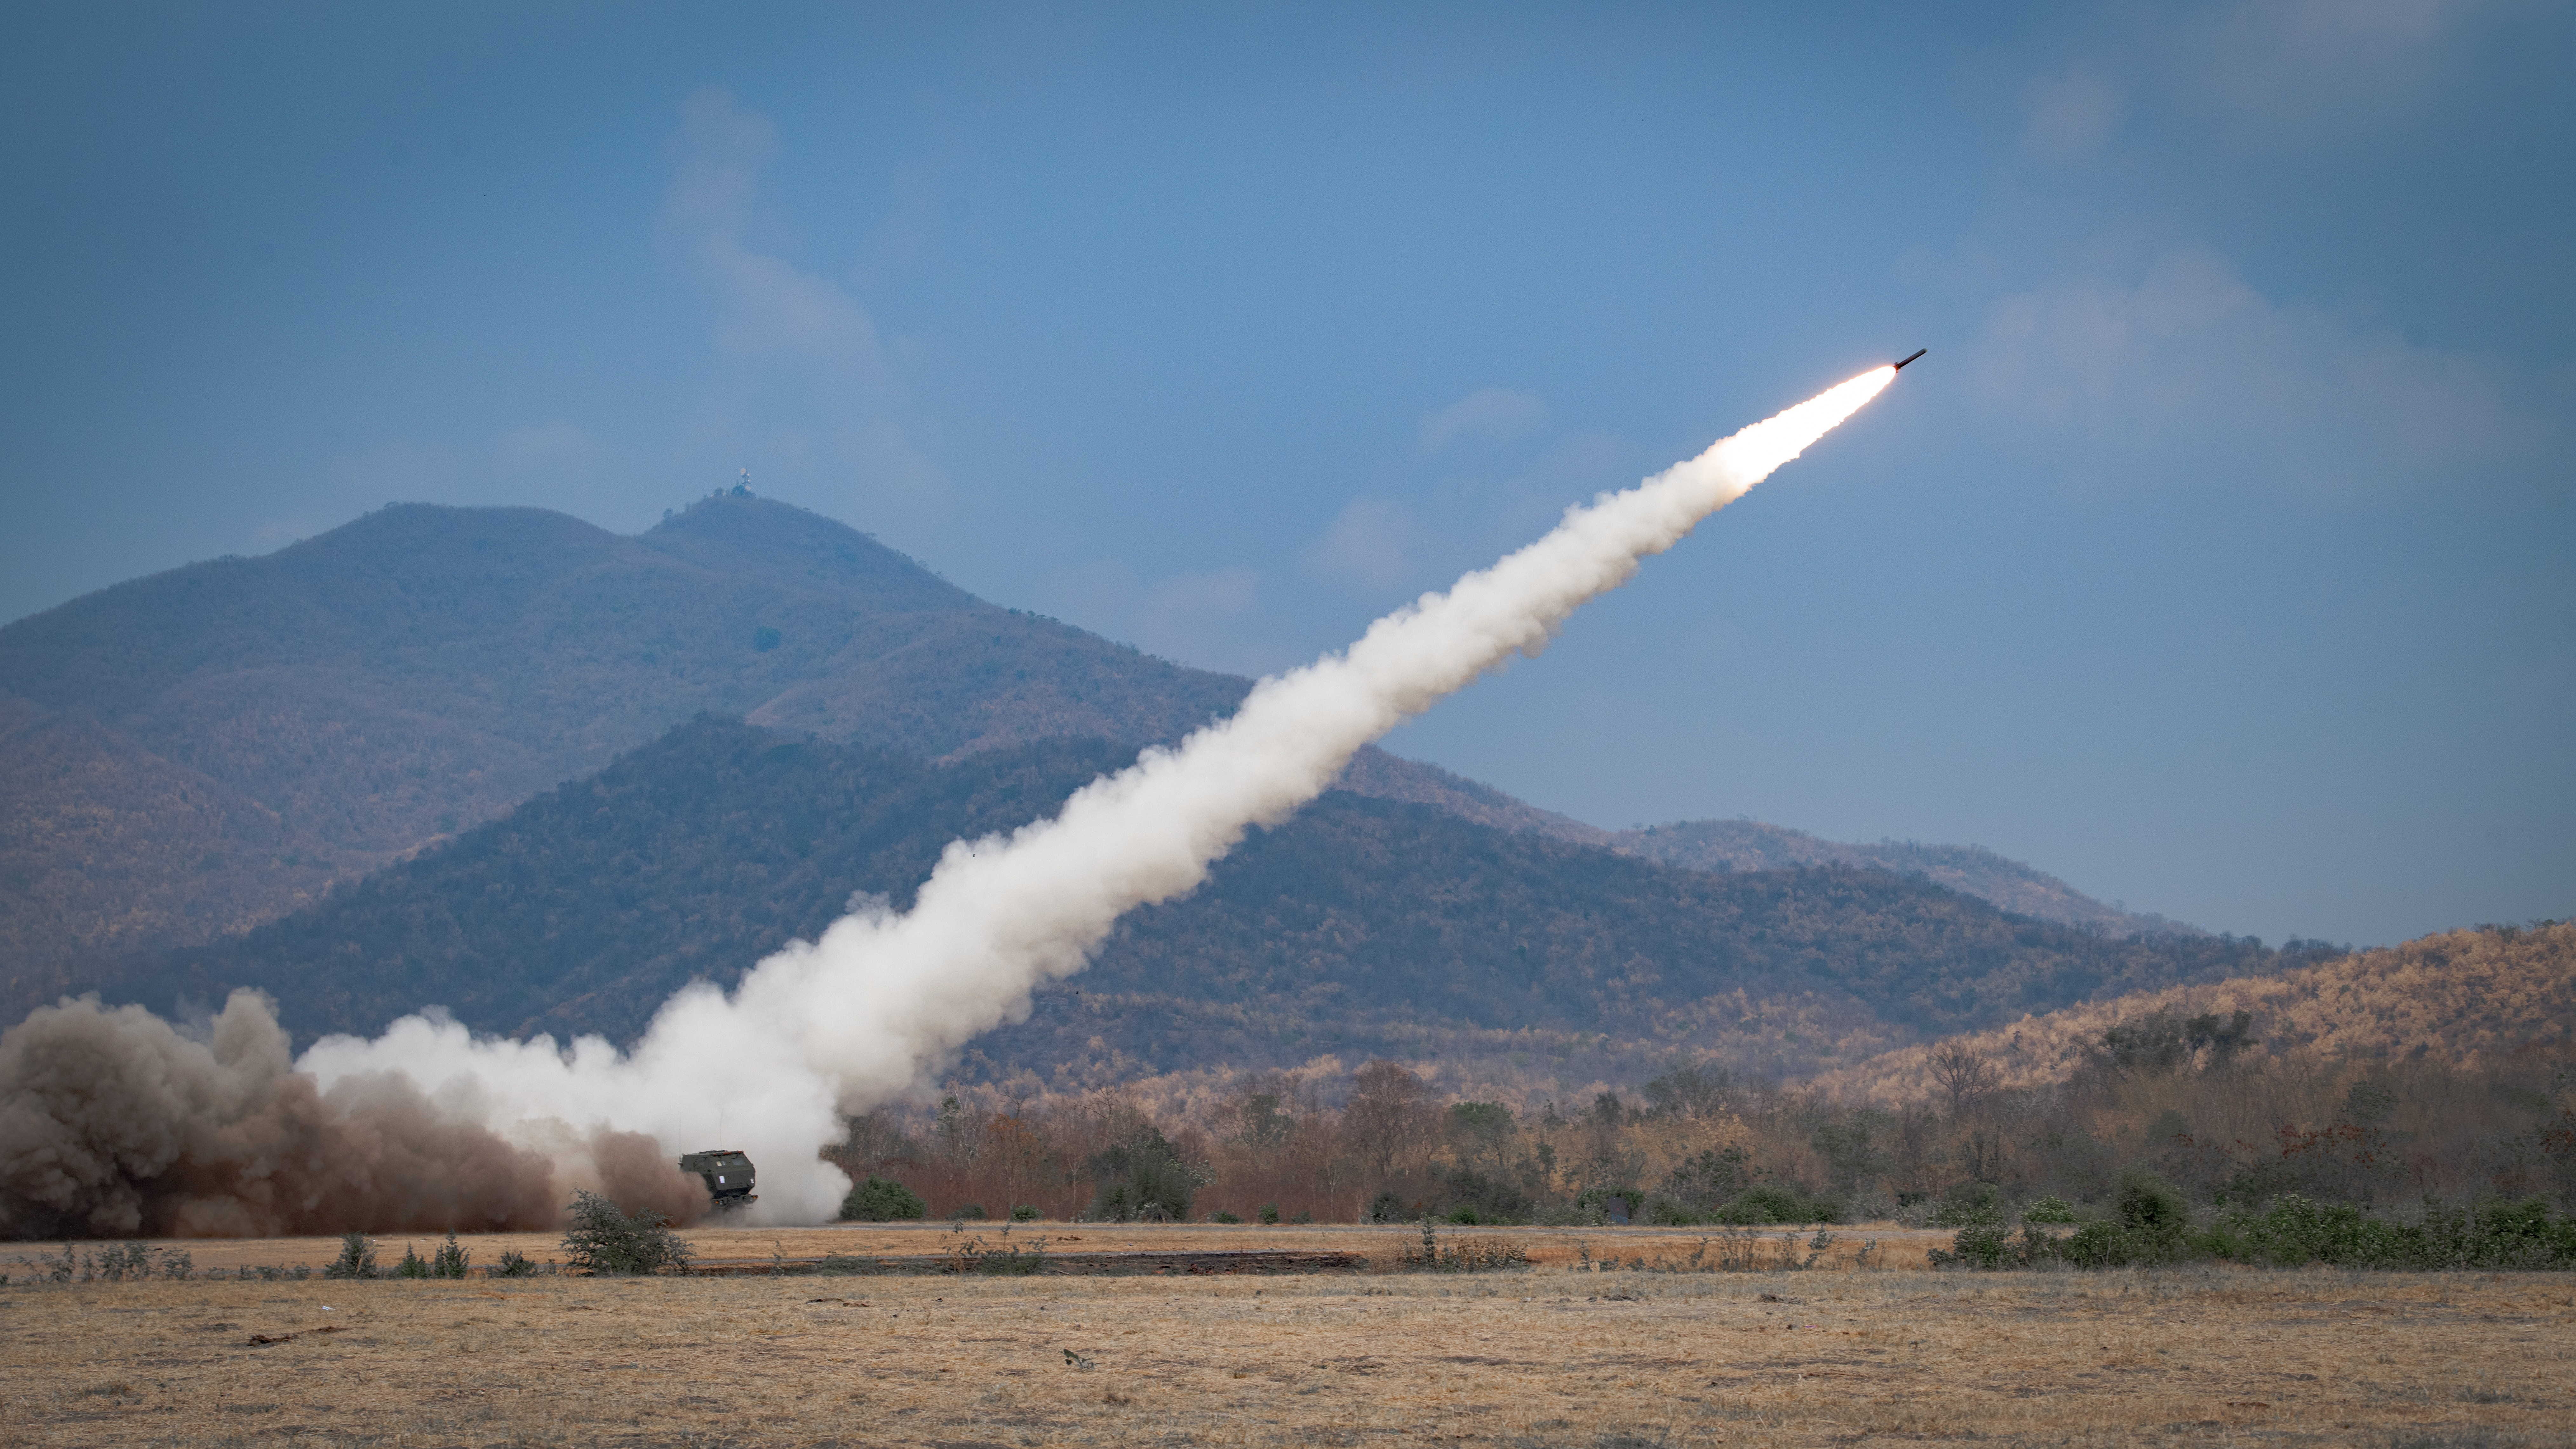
{"left": 2180, "top": 0, "right": 2492, "bottom": 139}
{"left": 662, "top": 89, "right": 936, "bottom": 497}
{"left": 2023, "top": 66, "right": 2122, "bottom": 161}
{"left": 1967, "top": 246, "right": 2548, "bottom": 496}
{"left": 498, "top": 420, "right": 595, "bottom": 467}
{"left": 1303, "top": 497, "right": 1419, "bottom": 591}
{"left": 1418, "top": 387, "right": 1550, "bottom": 451}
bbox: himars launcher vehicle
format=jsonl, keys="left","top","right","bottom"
{"left": 680, "top": 1149, "right": 757, "bottom": 1208}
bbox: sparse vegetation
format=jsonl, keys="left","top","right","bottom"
{"left": 839, "top": 1175, "right": 928, "bottom": 1222}
{"left": 6, "top": 1242, "right": 193, "bottom": 1282}
{"left": 431, "top": 1231, "right": 471, "bottom": 1278}
{"left": 558, "top": 1191, "right": 691, "bottom": 1276}
{"left": 821, "top": 1010, "right": 2574, "bottom": 1248}
{"left": 324, "top": 1233, "right": 379, "bottom": 1280}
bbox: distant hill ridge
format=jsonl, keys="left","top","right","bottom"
{"left": 1610, "top": 819, "right": 2194, "bottom": 937}
{"left": 1804, "top": 920, "right": 2576, "bottom": 1104}
{"left": 3, "top": 492, "right": 2175, "bottom": 1017}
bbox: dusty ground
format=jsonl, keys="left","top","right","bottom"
{"left": 3, "top": 1231, "right": 2571, "bottom": 1446}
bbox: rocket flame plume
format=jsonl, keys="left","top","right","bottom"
{"left": 287, "top": 365, "right": 1899, "bottom": 1222}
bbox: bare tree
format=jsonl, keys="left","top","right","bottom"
{"left": 1341, "top": 1060, "right": 1437, "bottom": 1185}
{"left": 1930, "top": 1043, "right": 1999, "bottom": 1121}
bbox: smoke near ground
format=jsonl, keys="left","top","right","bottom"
{"left": 295, "top": 364, "right": 1896, "bottom": 1223}
{"left": 6, "top": 366, "right": 1893, "bottom": 1234}
{"left": 0, "top": 989, "right": 700, "bottom": 1239}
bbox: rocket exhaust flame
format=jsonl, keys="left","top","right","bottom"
{"left": 5, "top": 365, "right": 1895, "bottom": 1234}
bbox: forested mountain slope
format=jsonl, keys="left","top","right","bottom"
{"left": 0, "top": 493, "right": 1553, "bottom": 999}
{"left": 107, "top": 720, "right": 2285, "bottom": 1086}
{"left": 1805, "top": 920, "right": 2574, "bottom": 1104}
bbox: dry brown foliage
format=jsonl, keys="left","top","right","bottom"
{"left": 1814, "top": 921, "right": 2576, "bottom": 1104}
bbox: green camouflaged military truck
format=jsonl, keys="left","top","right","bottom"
{"left": 679, "top": 1149, "right": 757, "bottom": 1207}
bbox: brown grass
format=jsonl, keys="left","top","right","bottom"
{"left": 6, "top": 1228, "right": 2572, "bottom": 1446}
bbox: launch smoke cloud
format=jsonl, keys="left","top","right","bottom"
{"left": 0, "top": 991, "right": 701, "bottom": 1237}
{"left": 4, "top": 364, "right": 1896, "bottom": 1234}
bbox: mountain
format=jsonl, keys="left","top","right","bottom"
{"left": 4, "top": 491, "right": 2196, "bottom": 1028}
{"left": 105, "top": 718, "right": 2284, "bottom": 1086}
{"left": 1609, "top": 819, "right": 2192, "bottom": 936}
{"left": 0, "top": 492, "right": 1556, "bottom": 1006}
{"left": 1803, "top": 920, "right": 2574, "bottom": 1104}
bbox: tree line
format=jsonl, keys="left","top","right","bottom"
{"left": 829, "top": 1021, "right": 2576, "bottom": 1235}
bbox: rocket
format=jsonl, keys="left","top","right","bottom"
{"left": 1894, "top": 349, "right": 1927, "bottom": 371}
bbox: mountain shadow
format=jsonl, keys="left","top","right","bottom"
{"left": 106, "top": 720, "right": 2285, "bottom": 1083}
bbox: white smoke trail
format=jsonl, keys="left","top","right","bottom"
{"left": 300, "top": 365, "right": 1898, "bottom": 1221}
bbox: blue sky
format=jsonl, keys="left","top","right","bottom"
{"left": 4, "top": 2, "right": 2569, "bottom": 946}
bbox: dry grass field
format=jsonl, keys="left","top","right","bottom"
{"left": 5, "top": 1227, "right": 2573, "bottom": 1447}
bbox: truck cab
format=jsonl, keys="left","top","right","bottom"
{"left": 679, "top": 1149, "right": 757, "bottom": 1205}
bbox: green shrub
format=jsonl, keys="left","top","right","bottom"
{"left": 1010, "top": 1204, "right": 1040, "bottom": 1222}
{"left": 431, "top": 1232, "right": 471, "bottom": 1279}
{"left": 1258, "top": 1203, "right": 1281, "bottom": 1225}
{"left": 950, "top": 1203, "right": 987, "bottom": 1221}
{"left": 1930, "top": 1182, "right": 2005, "bottom": 1227}
{"left": 560, "top": 1190, "right": 692, "bottom": 1276}
{"left": 2219, "top": 1194, "right": 2576, "bottom": 1270}
{"left": 2116, "top": 1170, "right": 2188, "bottom": 1231}
{"left": 840, "top": 1176, "right": 928, "bottom": 1222}
{"left": 1713, "top": 1184, "right": 1839, "bottom": 1225}
{"left": 394, "top": 1244, "right": 431, "bottom": 1278}
{"left": 1646, "top": 1195, "right": 1702, "bottom": 1226}
{"left": 1435, "top": 1167, "right": 1533, "bottom": 1225}
{"left": 2057, "top": 1220, "right": 2136, "bottom": 1269}
{"left": 494, "top": 1249, "right": 537, "bottom": 1277}
{"left": 1933, "top": 1222, "right": 2078, "bottom": 1270}
{"left": 1212, "top": 1210, "right": 1243, "bottom": 1224}
{"left": 324, "top": 1233, "right": 379, "bottom": 1280}
{"left": 2021, "top": 1195, "right": 2080, "bottom": 1224}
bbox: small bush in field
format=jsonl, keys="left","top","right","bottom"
{"left": 324, "top": 1233, "right": 379, "bottom": 1279}
{"left": 1258, "top": 1202, "right": 1281, "bottom": 1224}
{"left": 1212, "top": 1210, "right": 1242, "bottom": 1224}
{"left": 2021, "top": 1195, "right": 2080, "bottom": 1224}
{"left": 495, "top": 1249, "right": 537, "bottom": 1277}
{"left": 841, "top": 1176, "right": 928, "bottom": 1221}
{"left": 393, "top": 1244, "right": 431, "bottom": 1278}
{"left": 431, "top": 1232, "right": 471, "bottom": 1278}
{"left": 2116, "top": 1170, "right": 2188, "bottom": 1232}
{"left": 560, "top": 1191, "right": 691, "bottom": 1276}
{"left": 1714, "top": 1184, "right": 1840, "bottom": 1225}
{"left": 1930, "top": 1182, "right": 2005, "bottom": 1227}
{"left": 1010, "top": 1204, "right": 1040, "bottom": 1222}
